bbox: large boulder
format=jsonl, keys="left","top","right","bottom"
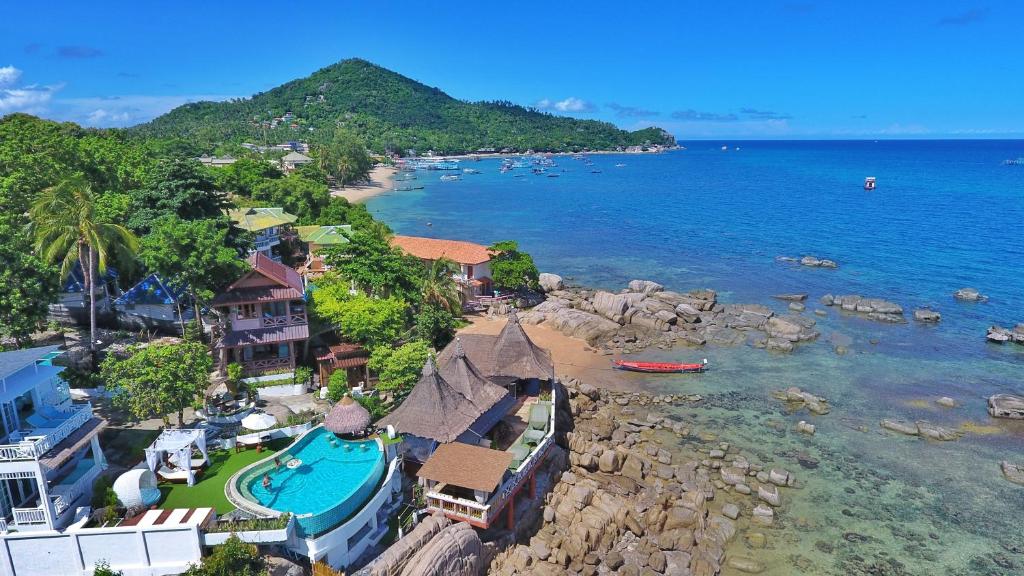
{"left": 628, "top": 279, "right": 664, "bottom": 295}
{"left": 398, "top": 522, "right": 483, "bottom": 576}
{"left": 988, "top": 394, "right": 1024, "bottom": 419}
{"left": 592, "top": 291, "right": 646, "bottom": 323}
{"left": 538, "top": 273, "right": 564, "bottom": 293}
{"left": 1001, "top": 461, "right": 1024, "bottom": 485}
{"left": 913, "top": 309, "right": 941, "bottom": 323}
{"left": 372, "top": 513, "right": 450, "bottom": 576}
{"left": 953, "top": 287, "right": 986, "bottom": 302}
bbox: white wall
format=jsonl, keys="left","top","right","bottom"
{"left": 0, "top": 523, "right": 203, "bottom": 576}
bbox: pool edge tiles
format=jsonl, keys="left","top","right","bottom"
{"left": 232, "top": 426, "right": 387, "bottom": 537}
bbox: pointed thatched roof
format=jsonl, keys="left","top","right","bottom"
{"left": 439, "top": 338, "right": 509, "bottom": 413}
{"left": 491, "top": 310, "right": 554, "bottom": 381}
{"left": 325, "top": 395, "right": 371, "bottom": 436}
{"left": 377, "top": 357, "right": 481, "bottom": 443}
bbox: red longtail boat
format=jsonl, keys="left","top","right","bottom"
{"left": 613, "top": 359, "right": 708, "bottom": 373}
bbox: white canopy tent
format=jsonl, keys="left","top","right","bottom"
{"left": 144, "top": 428, "right": 209, "bottom": 487}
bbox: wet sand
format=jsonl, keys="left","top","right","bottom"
{"left": 330, "top": 166, "right": 397, "bottom": 203}
{"left": 458, "top": 315, "right": 626, "bottom": 390}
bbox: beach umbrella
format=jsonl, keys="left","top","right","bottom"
{"left": 241, "top": 412, "right": 277, "bottom": 431}
{"left": 325, "top": 395, "right": 371, "bottom": 436}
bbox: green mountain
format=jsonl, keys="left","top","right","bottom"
{"left": 131, "top": 59, "right": 675, "bottom": 155}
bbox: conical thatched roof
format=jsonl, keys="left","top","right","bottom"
{"left": 377, "top": 357, "right": 481, "bottom": 443}
{"left": 439, "top": 338, "right": 509, "bottom": 412}
{"left": 325, "top": 395, "right": 371, "bottom": 436}
{"left": 492, "top": 310, "right": 554, "bottom": 381}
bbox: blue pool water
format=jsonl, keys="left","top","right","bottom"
{"left": 368, "top": 141, "right": 1024, "bottom": 574}
{"left": 239, "top": 427, "right": 384, "bottom": 534}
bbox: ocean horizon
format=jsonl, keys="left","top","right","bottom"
{"left": 368, "top": 140, "right": 1024, "bottom": 574}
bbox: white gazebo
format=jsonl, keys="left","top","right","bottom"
{"left": 144, "top": 428, "right": 209, "bottom": 486}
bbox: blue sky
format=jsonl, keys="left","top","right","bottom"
{"left": 1, "top": 1, "right": 1021, "bottom": 139}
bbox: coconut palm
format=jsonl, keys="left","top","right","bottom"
{"left": 421, "top": 257, "right": 462, "bottom": 314}
{"left": 30, "top": 173, "right": 139, "bottom": 352}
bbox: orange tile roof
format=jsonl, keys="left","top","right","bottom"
{"left": 390, "top": 235, "right": 492, "bottom": 265}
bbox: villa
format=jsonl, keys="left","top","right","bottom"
{"left": 48, "top": 261, "right": 118, "bottom": 327}
{"left": 380, "top": 312, "right": 557, "bottom": 530}
{"left": 280, "top": 151, "right": 313, "bottom": 172}
{"left": 195, "top": 154, "right": 237, "bottom": 168}
{"left": 389, "top": 235, "right": 495, "bottom": 303}
{"left": 296, "top": 224, "right": 352, "bottom": 280}
{"left": 113, "top": 272, "right": 193, "bottom": 334}
{"left": 227, "top": 206, "right": 298, "bottom": 262}
{"left": 212, "top": 253, "right": 309, "bottom": 377}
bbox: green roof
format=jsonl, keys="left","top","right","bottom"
{"left": 227, "top": 207, "right": 298, "bottom": 232}
{"left": 296, "top": 225, "right": 352, "bottom": 245}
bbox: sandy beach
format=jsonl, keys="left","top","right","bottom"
{"left": 330, "top": 165, "right": 397, "bottom": 203}
{"left": 457, "top": 315, "right": 626, "bottom": 389}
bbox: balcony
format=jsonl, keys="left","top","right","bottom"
{"left": 0, "top": 403, "right": 94, "bottom": 462}
{"left": 261, "top": 313, "right": 307, "bottom": 328}
{"left": 241, "top": 356, "right": 294, "bottom": 376}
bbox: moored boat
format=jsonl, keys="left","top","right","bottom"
{"left": 864, "top": 176, "right": 876, "bottom": 190}
{"left": 613, "top": 359, "right": 708, "bottom": 373}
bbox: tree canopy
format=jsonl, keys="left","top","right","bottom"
{"left": 311, "top": 287, "right": 407, "bottom": 351}
{"left": 0, "top": 215, "right": 59, "bottom": 346}
{"left": 323, "top": 227, "right": 422, "bottom": 302}
{"left": 488, "top": 240, "right": 539, "bottom": 290}
{"left": 101, "top": 341, "right": 212, "bottom": 426}
{"left": 127, "top": 158, "right": 231, "bottom": 234}
{"left": 368, "top": 340, "right": 431, "bottom": 393}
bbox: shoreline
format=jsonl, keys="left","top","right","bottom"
{"left": 329, "top": 165, "right": 397, "bottom": 204}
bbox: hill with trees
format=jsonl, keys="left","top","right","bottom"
{"left": 130, "top": 58, "right": 675, "bottom": 155}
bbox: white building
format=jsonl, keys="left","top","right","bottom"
{"left": 389, "top": 235, "right": 496, "bottom": 302}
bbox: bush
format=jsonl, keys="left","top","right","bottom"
{"left": 368, "top": 341, "right": 431, "bottom": 393}
{"left": 94, "top": 560, "right": 123, "bottom": 576}
{"left": 183, "top": 534, "right": 265, "bottom": 576}
{"left": 225, "top": 363, "right": 243, "bottom": 395}
{"left": 293, "top": 365, "right": 313, "bottom": 386}
{"left": 414, "top": 303, "right": 457, "bottom": 349}
{"left": 327, "top": 369, "right": 348, "bottom": 403}
{"left": 356, "top": 394, "right": 387, "bottom": 420}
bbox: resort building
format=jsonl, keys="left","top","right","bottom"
{"left": 211, "top": 252, "right": 309, "bottom": 377}
{"left": 316, "top": 343, "right": 372, "bottom": 390}
{"left": 296, "top": 224, "right": 351, "bottom": 280}
{"left": 389, "top": 235, "right": 495, "bottom": 302}
{"left": 227, "top": 207, "right": 298, "bottom": 262}
{"left": 280, "top": 151, "right": 313, "bottom": 172}
{"left": 380, "top": 312, "right": 557, "bottom": 530}
{"left": 48, "top": 261, "right": 118, "bottom": 327}
{"left": 113, "top": 273, "right": 193, "bottom": 333}
{"left": 195, "top": 154, "right": 237, "bottom": 168}
{"left": 0, "top": 346, "right": 106, "bottom": 533}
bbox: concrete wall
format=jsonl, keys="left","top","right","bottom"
{"left": 0, "top": 523, "right": 203, "bottom": 576}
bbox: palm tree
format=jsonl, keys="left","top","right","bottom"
{"left": 421, "top": 257, "right": 462, "bottom": 314}
{"left": 30, "top": 174, "right": 139, "bottom": 353}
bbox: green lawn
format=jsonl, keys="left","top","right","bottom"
{"left": 159, "top": 438, "right": 290, "bottom": 514}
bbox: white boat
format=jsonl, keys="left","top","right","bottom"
{"left": 721, "top": 145, "right": 728, "bottom": 151}
{"left": 440, "top": 174, "right": 461, "bottom": 182}
{"left": 864, "top": 177, "right": 876, "bottom": 191}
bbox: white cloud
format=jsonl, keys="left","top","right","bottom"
{"left": 0, "top": 66, "right": 23, "bottom": 87}
{"left": 535, "top": 96, "right": 596, "bottom": 113}
{"left": 52, "top": 94, "right": 237, "bottom": 127}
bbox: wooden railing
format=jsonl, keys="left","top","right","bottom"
{"left": 244, "top": 357, "right": 293, "bottom": 373}
{"left": 260, "top": 313, "right": 307, "bottom": 328}
{"left": 423, "top": 492, "right": 490, "bottom": 524}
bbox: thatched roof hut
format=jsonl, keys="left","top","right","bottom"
{"left": 492, "top": 310, "right": 554, "bottom": 381}
{"left": 439, "top": 338, "right": 509, "bottom": 412}
{"left": 325, "top": 395, "right": 371, "bottom": 436}
{"left": 377, "top": 357, "right": 481, "bottom": 443}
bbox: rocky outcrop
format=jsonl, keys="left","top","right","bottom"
{"left": 953, "top": 287, "right": 987, "bottom": 302}
{"left": 988, "top": 394, "right": 1024, "bottom": 419}
{"left": 821, "top": 294, "right": 904, "bottom": 323}
{"left": 399, "top": 522, "right": 483, "bottom": 576}
{"left": 880, "top": 419, "right": 961, "bottom": 441}
{"left": 486, "top": 379, "right": 797, "bottom": 576}
{"left": 772, "top": 387, "right": 830, "bottom": 415}
{"left": 778, "top": 255, "right": 838, "bottom": 268}
{"left": 986, "top": 324, "right": 1024, "bottom": 345}
{"left": 1001, "top": 461, "right": 1024, "bottom": 486}
{"left": 538, "top": 273, "right": 564, "bottom": 293}
{"left": 370, "top": 514, "right": 450, "bottom": 576}
{"left": 913, "top": 309, "right": 941, "bottom": 323}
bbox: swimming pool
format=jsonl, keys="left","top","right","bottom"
{"left": 235, "top": 426, "right": 385, "bottom": 536}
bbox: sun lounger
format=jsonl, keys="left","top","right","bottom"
{"left": 528, "top": 404, "right": 549, "bottom": 431}
{"left": 508, "top": 444, "right": 530, "bottom": 470}
{"left": 156, "top": 465, "right": 193, "bottom": 483}
{"left": 24, "top": 413, "right": 51, "bottom": 428}
{"left": 523, "top": 428, "right": 546, "bottom": 445}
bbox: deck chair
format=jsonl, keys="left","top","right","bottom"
{"left": 24, "top": 412, "right": 52, "bottom": 428}
{"left": 508, "top": 443, "right": 530, "bottom": 470}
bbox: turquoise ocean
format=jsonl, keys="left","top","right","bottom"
{"left": 368, "top": 141, "right": 1024, "bottom": 575}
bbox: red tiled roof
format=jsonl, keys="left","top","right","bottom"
{"left": 211, "top": 286, "right": 305, "bottom": 306}
{"left": 248, "top": 252, "right": 303, "bottom": 292}
{"left": 390, "top": 235, "right": 492, "bottom": 265}
{"left": 216, "top": 324, "right": 309, "bottom": 348}
{"left": 335, "top": 357, "right": 369, "bottom": 369}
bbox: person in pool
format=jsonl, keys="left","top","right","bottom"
{"left": 274, "top": 456, "right": 281, "bottom": 469}
{"left": 262, "top": 473, "right": 272, "bottom": 490}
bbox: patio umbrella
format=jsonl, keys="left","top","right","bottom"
{"left": 241, "top": 412, "right": 277, "bottom": 431}
{"left": 325, "top": 395, "right": 371, "bottom": 436}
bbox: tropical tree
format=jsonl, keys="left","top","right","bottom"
{"left": 101, "top": 341, "right": 211, "bottom": 426}
{"left": 414, "top": 303, "right": 458, "bottom": 349}
{"left": 0, "top": 215, "right": 59, "bottom": 347}
{"left": 421, "top": 257, "right": 462, "bottom": 314}
{"left": 488, "top": 240, "right": 539, "bottom": 290}
{"left": 126, "top": 157, "right": 230, "bottom": 234}
{"left": 368, "top": 340, "right": 431, "bottom": 393}
{"left": 323, "top": 226, "right": 422, "bottom": 301}
{"left": 182, "top": 534, "right": 265, "bottom": 576}
{"left": 138, "top": 216, "right": 247, "bottom": 336}
{"left": 30, "top": 174, "right": 139, "bottom": 352}
{"left": 311, "top": 292, "right": 407, "bottom": 350}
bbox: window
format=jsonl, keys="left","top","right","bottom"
{"left": 238, "top": 304, "right": 257, "bottom": 319}
{"left": 467, "top": 265, "right": 474, "bottom": 279}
